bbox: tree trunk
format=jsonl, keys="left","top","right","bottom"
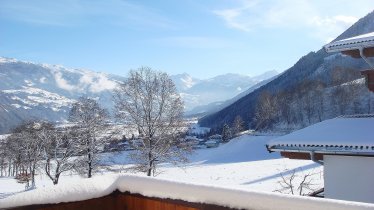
{"left": 88, "top": 152, "right": 92, "bottom": 178}
{"left": 147, "top": 152, "right": 152, "bottom": 177}
{"left": 31, "top": 163, "right": 36, "bottom": 188}
{"left": 53, "top": 174, "right": 60, "bottom": 185}
{"left": 15, "top": 164, "right": 18, "bottom": 176}
{"left": 8, "top": 161, "right": 11, "bottom": 176}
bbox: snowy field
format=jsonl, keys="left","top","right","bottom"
{"left": 0, "top": 135, "right": 323, "bottom": 202}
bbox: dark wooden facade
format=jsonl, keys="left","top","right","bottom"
{"left": 10, "top": 190, "right": 240, "bottom": 210}
{"left": 280, "top": 151, "right": 323, "bottom": 160}
{"left": 361, "top": 69, "right": 374, "bottom": 92}
{"left": 342, "top": 47, "right": 374, "bottom": 58}
{"left": 340, "top": 45, "right": 374, "bottom": 92}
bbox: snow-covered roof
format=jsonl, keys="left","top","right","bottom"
{"left": 324, "top": 32, "right": 374, "bottom": 53}
{"left": 267, "top": 115, "right": 374, "bottom": 155}
{"left": 1, "top": 174, "right": 374, "bottom": 210}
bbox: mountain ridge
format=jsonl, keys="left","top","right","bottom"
{"left": 198, "top": 10, "right": 374, "bottom": 130}
{"left": 0, "top": 57, "right": 277, "bottom": 134}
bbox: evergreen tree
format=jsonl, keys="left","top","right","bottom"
{"left": 222, "top": 124, "right": 231, "bottom": 142}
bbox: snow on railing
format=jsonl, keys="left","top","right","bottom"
{"left": 1, "top": 175, "right": 374, "bottom": 210}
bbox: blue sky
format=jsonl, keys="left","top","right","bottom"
{"left": 1, "top": 0, "right": 373, "bottom": 79}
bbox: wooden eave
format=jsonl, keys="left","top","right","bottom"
{"left": 341, "top": 47, "right": 374, "bottom": 58}
{"left": 280, "top": 151, "right": 323, "bottom": 160}
{"left": 279, "top": 151, "right": 374, "bottom": 161}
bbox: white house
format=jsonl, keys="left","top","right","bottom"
{"left": 267, "top": 115, "right": 374, "bottom": 203}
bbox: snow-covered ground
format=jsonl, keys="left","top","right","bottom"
{"left": 140, "top": 135, "right": 322, "bottom": 193}
{"left": 0, "top": 135, "right": 323, "bottom": 203}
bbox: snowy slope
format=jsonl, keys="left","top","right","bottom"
{"left": 98, "top": 134, "right": 323, "bottom": 194}
{"left": 190, "top": 135, "right": 280, "bottom": 163}
{"left": 0, "top": 135, "right": 327, "bottom": 208}
{"left": 1, "top": 135, "right": 320, "bottom": 194}
{"left": 0, "top": 57, "right": 124, "bottom": 134}
{"left": 2, "top": 134, "right": 373, "bottom": 209}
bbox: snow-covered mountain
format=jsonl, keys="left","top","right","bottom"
{"left": 184, "top": 73, "right": 279, "bottom": 116}
{"left": 0, "top": 57, "right": 123, "bottom": 134}
{"left": 171, "top": 71, "right": 278, "bottom": 112}
{"left": 0, "top": 57, "right": 277, "bottom": 134}
{"left": 170, "top": 73, "right": 201, "bottom": 91}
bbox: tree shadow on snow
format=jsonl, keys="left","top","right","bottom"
{"left": 240, "top": 163, "right": 320, "bottom": 185}
{"left": 193, "top": 149, "right": 282, "bottom": 165}
{"left": 0, "top": 190, "right": 24, "bottom": 199}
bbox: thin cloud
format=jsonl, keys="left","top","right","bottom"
{"left": 309, "top": 15, "right": 359, "bottom": 42}
{"left": 0, "top": 0, "right": 175, "bottom": 28}
{"left": 213, "top": 0, "right": 315, "bottom": 31}
{"left": 213, "top": 0, "right": 374, "bottom": 42}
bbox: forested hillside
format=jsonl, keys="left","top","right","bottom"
{"left": 199, "top": 11, "right": 374, "bottom": 132}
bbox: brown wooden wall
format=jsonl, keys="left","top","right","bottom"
{"left": 342, "top": 47, "right": 374, "bottom": 58}
{"left": 10, "top": 190, "right": 240, "bottom": 210}
{"left": 280, "top": 151, "right": 323, "bottom": 160}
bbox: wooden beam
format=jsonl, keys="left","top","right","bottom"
{"left": 361, "top": 69, "right": 374, "bottom": 92}
{"left": 280, "top": 151, "right": 324, "bottom": 160}
{"left": 342, "top": 47, "right": 374, "bottom": 58}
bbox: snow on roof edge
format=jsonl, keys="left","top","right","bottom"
{"left": 1, "top": 175, "right": 374, "bottom": 210}
{"left": 267, "top": 116, "right": 374, "bottom": 153}
{"left": 324, "top": 31, "right": 374, "bottom": 53}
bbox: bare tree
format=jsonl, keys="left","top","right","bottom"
{"left": 3, "top": 134, "right": 22, "bottom": 177}
{"left": 277, "top": 90, "right": 294, "bottom": 125}
{"left": 232, "top": 115, "right": 245, "bottom": 136}
{"left": 331, "top": 67, "right": 361, "bottom": 87}
{"left": 113, "top": 67, "right": 190, "bottom": 176}
{"left": 330, "top": 67, "right": 363, "bottom": 116}
{"left": 274, "top": 168, "right": 319, "bottom": 196}
{"left": 10, "top": 121, "right": 47, "bottom": 189}
{"left": 254, "top": 91, "right": 278, "bottom": 130}
{"left": 42, "top": 126, "right": 78, "bottom": 185}
{"left": 311, "top": 81, "right": 326, "bottom": 122}
{"left": 0, "top": 139, "right": 7, "bottom": 177}
{"left": 300, "top": 81, "right": 316, "bottom": 124}
{"left": 69, "top": 97, "right": 109, "bottom": 178}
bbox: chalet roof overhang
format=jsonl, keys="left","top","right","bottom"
{"left": 266, "top": 115, "right": 374, "bottom": 160}
{"left": 324, "top": 32, "right": 374, "bottom": 58}
{"left": 324, "top": 32, "right": 374, "bottom": 92}
{"left": 267, "top": 146, "right": 374, "bottom": 161}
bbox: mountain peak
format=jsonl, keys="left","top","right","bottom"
{"left": 0, "top": 57, "right": 19, "bottom": 64}
{"left": 252, "top": 70, "right": 279, "bottom": 82}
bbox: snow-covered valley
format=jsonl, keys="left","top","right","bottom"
{"left": 0, "top": 134, "right": 323, "bottom": 205}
